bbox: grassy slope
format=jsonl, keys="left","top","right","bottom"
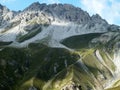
{"left": 17, "top": 44, "right": 79, "bottom": 90}
{"left": 0, "top": 47, "right": 27, "bottom": 90}
{"left": 61, "top": 33, "right": 102, "bottom": 49}
{"left": 38, "top": 32, "right": 117, "bottom": 90}
{"left": 43, "top": 64, "right": 100, "bottom": 90}
{"left": 106, "top": 80, "right": 120, "bottom": 90}
{"left": 0, "top": 41, "right": 13, "bottom": 46}
{"left": 107, "top": 86, "right": 120, "bottom": 90}
{"left": 0, "top": 32, "right": 119, "bottom": 90}
{"left": 0, "top": 43, "right": 79, "bottom": 90}
{"left": 17, "top": 26, "right": 42, "bottom": 42}
{"left": 61, "top": 33, "right": 119, "bottom": 90}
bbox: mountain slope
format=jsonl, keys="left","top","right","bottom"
{"left": 0, "top": 2, "right": 120, "bottom": 90}
{"left": 0, "top": 2, "right": 117, "bottom": 48}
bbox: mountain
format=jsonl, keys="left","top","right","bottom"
{"left": 0, "top": 2, "right": 113, "bottom": 47}
{"left": 0, "top": 2, "right": 120, "bottom": 90}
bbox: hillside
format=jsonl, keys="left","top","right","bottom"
{"left": 0, "top": 2, "right": 120, "bottom": 90}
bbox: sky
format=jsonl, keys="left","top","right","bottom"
{"left": 0, "top": 0, "right": 120, "bottom": 25}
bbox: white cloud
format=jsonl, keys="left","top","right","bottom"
{"left": 80, "top": 0, "right": 120, "bottom": 25}
{"left": 0, "top": 0, "right": 15, "bottom": 3}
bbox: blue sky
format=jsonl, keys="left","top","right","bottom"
{"left": 0, "top": 0, "right": 81, "bottom": 11}
{"left": 0, "top": 0, "right": 120, "bottom": 25}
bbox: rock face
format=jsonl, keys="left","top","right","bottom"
{"left": 61, "top": 83, "right": 82, "bottom": 90}
{"left": 0, "top": 4, "right": 15, "bottom": 26}
{"left": 22, "top": 2, "right": 109, "bottom": 27}
{"left": 24, "top": 2, "right": 91, "bottom": 24}
{"left": 0, "top": 2, "right": 116, "bottom": 47}
{"left": 28, "top": 86, "right": 37, "bottom": 90}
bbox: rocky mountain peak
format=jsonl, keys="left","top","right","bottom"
{"left": 0, "top": 2, "right": 119, "bottom": 43}
{"left": 23, "top": 2, "right": 91, "bottom": 24}
{"left": 0, "top": 4, "right": 9, "bottom": 14}
{"left": 91, "top": 14, "right": 102, "bottom": 19}
{"left": 0, "top": 4, "right": 3, "bottom": 9}
{"left": 0, "top": 4, "right": 16, "bottom": 26}
{"left": 30, "top": 2, "right": 41, "bottom": 8}
{"left": 24, "top": 2, "right": 41, "bottom": 11}
{"left": 22, "top": 2, "right": 110, "bottom": 25}
{"left": 91, "top": 14, "right": 108, "bottom": 25}
{"left": 47, "top": 3, "right": 91, "bottom": 24}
